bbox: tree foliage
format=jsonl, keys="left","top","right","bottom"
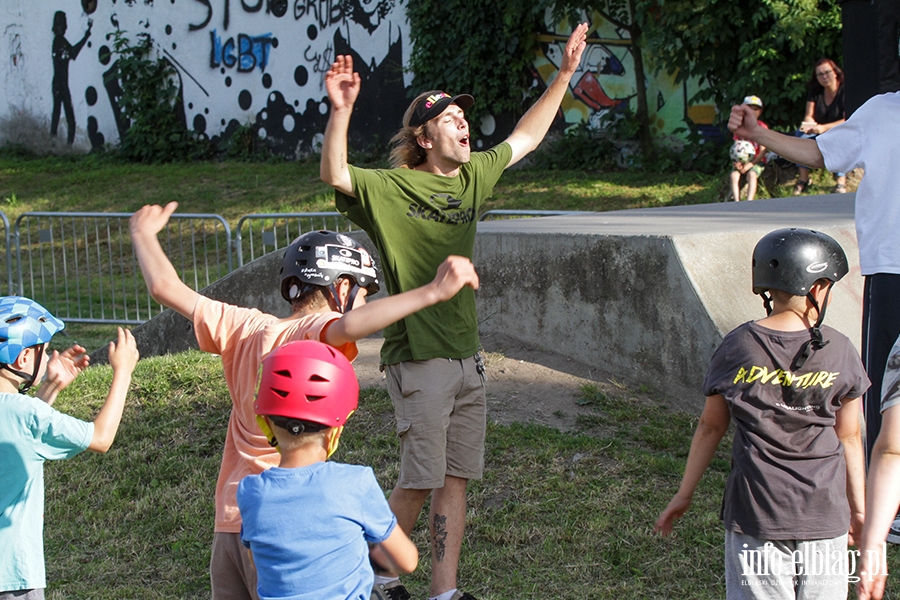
{"left": 405, "top": 0, "right": 554, "bottom": 127}
{"left": 406, "top": 0, "right": 843, "bottom": 158}
{"left": 634, "top": 0, "right": 843, "bottom": 129}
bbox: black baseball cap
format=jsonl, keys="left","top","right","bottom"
{"left": 408, "top": 91, "right": 474, "bottom": 127}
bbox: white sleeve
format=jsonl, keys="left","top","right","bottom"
{"left": 817, "top": 108, "right": 866, "bottom": 174}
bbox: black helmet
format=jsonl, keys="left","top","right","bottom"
{"left": 279, "top": 231, "right": 379, "bottom": 303}
{"left": 752, "top": 228, "right": 849, "bottom": 370}
{"left": 752, "top": 228, "right": 848, "bottom": 296}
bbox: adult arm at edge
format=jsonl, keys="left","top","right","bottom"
{"left": 729, "top": 104, "right": 825, "bottom": 168}
{"left": 857, "top": 405, "right": 900, "bottom": 599}
{"left": 129, "top": 202, "right": 201, "bottom": 320}
{"left": 654, "top": 394, "right": 730, "bottom": 536}
{"left": 504, "top": 23, "right": 588, "bottom": 168}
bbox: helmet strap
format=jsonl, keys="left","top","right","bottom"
{"left": 256, "top": 415, "right": 280, "bottom": 451}
{"left": 325, "top": 425, "right": 344, "bottom": 458}
{"left": 759, "top": 291, "right": 773, "bottom": 316}
{"left": 792, "top": 285, "right": 833, "bottom": 370}
{"left": 1, "top": 344, "right": 45, "bottom": 393}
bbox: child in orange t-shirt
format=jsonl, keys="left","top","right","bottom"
{"left": 131, "top": 202, "right": 479, "bottom": 600}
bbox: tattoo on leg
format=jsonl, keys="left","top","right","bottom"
{"left": 432, "top": 513, "right": 448, "bottom": 563}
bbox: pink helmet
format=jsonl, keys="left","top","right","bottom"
{"left": 255, "top": 340, "right": 359, "bottom": 428}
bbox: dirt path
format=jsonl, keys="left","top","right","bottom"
{"left": 353, "top": 333, "right": 618, "bottom": 432}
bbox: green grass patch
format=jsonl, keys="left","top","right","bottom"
{"left": 38, "top": 352, "right": 899, "bottom": 600}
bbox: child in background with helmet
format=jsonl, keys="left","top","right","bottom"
{"left": 130, "top": 202, "right": 476, "bottom": 600}
{"left": 237, "top": 340, "right": 417, "bottom": 600}
{"left": 0, "top": 296, "right": 139, "bottom": 599}
{"left": 728, "top": 95, "right": 768, "bottom": 202}
{"left": 654, "top": 228, "right": 868, "bottom": 599}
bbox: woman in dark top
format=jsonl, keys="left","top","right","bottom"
{"left": 794, "top": 58, "right": 847, "bottom": 195}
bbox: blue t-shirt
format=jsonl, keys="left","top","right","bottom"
{"left": 0, "top": 392, "right": 93, "bottom": 592}
{"left": 237, "top": 461, "right": 397, "bottom": 600}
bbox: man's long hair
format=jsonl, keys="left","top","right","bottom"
{"left": 388, "top": 90, "right": 438, "bottom": 168}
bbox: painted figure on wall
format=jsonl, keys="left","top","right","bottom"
{"left": 51, "top": 11, "right": 92, "bottom": 144}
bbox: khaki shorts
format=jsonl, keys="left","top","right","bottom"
{"left": 210, "top": 532, "right": 260, "bottom": 600}
{"left": 385, "top": 355, "right": 486, "bottom": 489}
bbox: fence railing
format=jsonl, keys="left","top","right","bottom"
{"left": 14, "top": 212, "right": 231, "bottom": 324}
{"left": 234, "top": 212, "right": 357, "bottom": 267}
{"left": 0, "top": 208, "right": 576, "bottom": 325}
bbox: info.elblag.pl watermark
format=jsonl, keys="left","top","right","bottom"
{"left": 739, "top": 541, "right": 888, "bottom": 585}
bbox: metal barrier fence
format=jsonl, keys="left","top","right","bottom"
{"left": 0, "top": 211, "right": 12, "bottom": 296}
{"left": 234, "top": 212, "right": 356, "bottom": 267}
{"left": 0, "top": 208, "right": 574, "bottom": 325}
{"left": 14, "top": 212, "right": 231, "bottom": 324}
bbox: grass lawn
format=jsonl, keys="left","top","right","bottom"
{"left": 43, "top": 354, "right": 900, "bottom": 599}
{"left": 2, "top": 152, "right": 827, "bottom": 223}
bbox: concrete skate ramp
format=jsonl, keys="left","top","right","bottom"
{"left": 128, "top": 193, "right": 860, "bottom": 412}
{"left": 475, "top": 193, "right": 860, "bottom": 410}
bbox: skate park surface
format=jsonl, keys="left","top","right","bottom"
{"left": 128, "top": 192, "right": 860, "bottom": 413}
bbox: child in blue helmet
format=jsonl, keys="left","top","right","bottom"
{"left": 0, "top": 296, "right": 139, "bottom": 599}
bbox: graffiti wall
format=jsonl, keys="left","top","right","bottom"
{"left": 0, "top": 2, "right": 713, "bottom": 156}
{"left": 530, "top": 11, "right": 715, "bottom": 143}
{"left": 1, "top": 0, "right": 412, "bottom": 155}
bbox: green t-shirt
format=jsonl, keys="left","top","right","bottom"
{"left": 336, "top": 142, "right": 512, "bottom": 364}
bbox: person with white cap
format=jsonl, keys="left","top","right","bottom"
{"left": 728, "top": 94, "right": 768, "bottom": 202}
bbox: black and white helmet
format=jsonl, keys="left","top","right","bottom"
{"left": 279, "top": 231, "right": 379, "bottom": 303}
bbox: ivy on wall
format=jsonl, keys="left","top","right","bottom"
{"left": 106, "top": 29, "right": 204, "bottom": 162}
{"left": 406, "top": 0, "right": 553, "bottom": 128}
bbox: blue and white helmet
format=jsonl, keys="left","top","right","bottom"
{"left": 0, "top": 296, "right": 64, "bottom": 364}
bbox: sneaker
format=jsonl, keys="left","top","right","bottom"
{"left": 887, "top": 517, "right": 900, "bottom": 545}
{"left": 450, "top": 593, "right": 479, "bottom": 600}
{"left": 371, "top": 580, "right": 411, "bottom": 600}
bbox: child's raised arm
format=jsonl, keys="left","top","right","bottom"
{"left": 88, "top": 327, "right": 139, "bottom": 453}
{"left": 654, "top": 394, "right": 730, "bottom": 536}
{"left": 36, "top": 344, "right": 90, "bottom": 405}
{"left": 130, "top": 202, "right": 201, "bottom": 320}
{"left": 323, "top": 255, "right": 479, "bottom": 347}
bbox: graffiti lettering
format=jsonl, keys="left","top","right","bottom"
{"left": 192, "top": 0, "right": 287, "bottom": 31}
{"left": 294, "top": 0, "right": 343, "bottom": 28}
{"left": 304, "top": 43, "right": 333, "bottom": 74}
{"left": 190, "top": 0, "right": 216, "bottom": 31}
{"left": 210, "top": 29, "right": 274, "bottom": 72}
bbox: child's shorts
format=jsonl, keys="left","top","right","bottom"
{"left": 385, "top": 356, "right": 486, "bottom": 489}
{"left": 724, "top": 530, "right": 849, "bottom": 600}
{"left": 733, "top": 163, "right": 764, "bottom": 177}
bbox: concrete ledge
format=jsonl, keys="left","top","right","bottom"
{"left": 122, "top": 194, "right": 861, "bottom": 412}
{"left": 475, "top": 193, "right": 860, "bottom": 409}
